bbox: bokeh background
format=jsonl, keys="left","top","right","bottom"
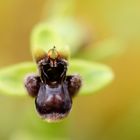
{"left": 0, "top": 0, "right": 140, "bottom": 140}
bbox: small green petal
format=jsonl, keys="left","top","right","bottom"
{"left": 0, "top": 62, "right": 36, "bottom": 96}
{"left": 31, "top": 22, "right": 70, "bottom": 61}
{"left": 68, "top": 59, "right": 114, "bottom": 95}
{"left": 30, "top": 19, "right": 87, "bottom": 60}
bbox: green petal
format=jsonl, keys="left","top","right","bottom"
{"left": 31, "top": 22, "right": 70, "bottom": 61}
{"left": 31, "top": 19, "right": 87, "bottom": 59}
{"left": 68, "top": 59, "right": 114, "bottom": 95}
{"left": 0, "top": 59, "right": 114, "bottom": 96}
{"left": 0, "top": 62, "right": 36, "bottom": 96}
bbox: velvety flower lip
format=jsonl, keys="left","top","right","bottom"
{"left": 25, "top": 47, "right": 81, "bottom": 122}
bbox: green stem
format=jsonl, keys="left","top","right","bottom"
{"left": 43, "top": 0, "right": 76, "bottom": 20}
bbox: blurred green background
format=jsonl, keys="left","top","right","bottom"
{"left": 0, "top": 0, "right": 140, "bottom": 140}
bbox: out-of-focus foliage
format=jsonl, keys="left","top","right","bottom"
{"left": 76, "top": 38, "right": 126, "bottom": 61}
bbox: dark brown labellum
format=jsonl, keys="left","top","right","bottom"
{"left": 24, "top": 47, "right": 82, "bottom": 122}
{"left": 35, "top": 83, "right": 72, "bottom": 122}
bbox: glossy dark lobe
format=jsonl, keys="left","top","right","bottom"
{"left": 24, "top": 47, "right": 82, "bottom": 122}
{"left": 35, "top": 83, "right": 72, "bottom": 121}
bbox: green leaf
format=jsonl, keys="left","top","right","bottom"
{"left": 68, "top": 59, "right": 114, "bottom": 95}
{"left": 0, "top": 59, "right": 114, "bottom": 96}
{"left": 0, "top": 62, "right": 36, "bottom": 96}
